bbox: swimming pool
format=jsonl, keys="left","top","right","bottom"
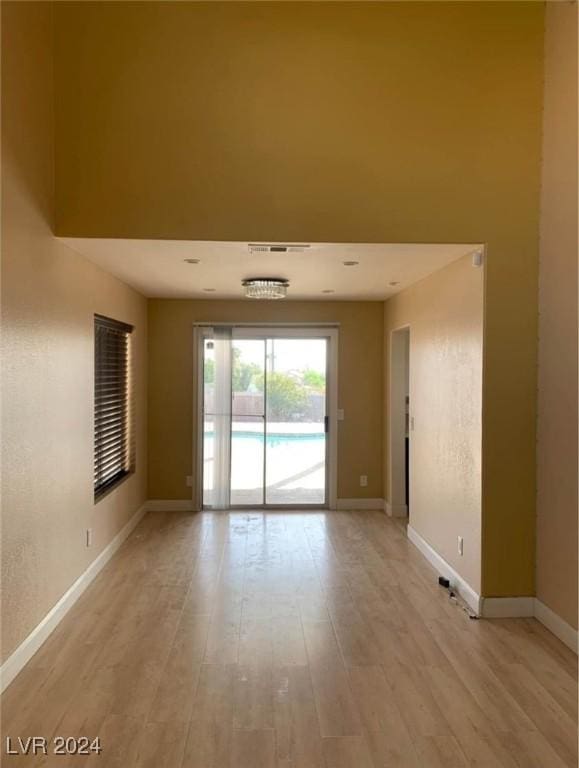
{"left": 204, "top": 430, "right": 325, "bottom": 444}
{"left": 203, "top": 428, "right": 326, "bottom": 505}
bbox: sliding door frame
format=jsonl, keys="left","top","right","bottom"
{"left": 192, "top": 323, "right": 339, "bottom": 511}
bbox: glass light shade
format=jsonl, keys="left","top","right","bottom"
{"left": 242, "top": 278, "right": 289, "bottom": 300}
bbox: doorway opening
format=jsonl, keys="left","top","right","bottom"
{"left": 389, "top": 326, "right": 410, "bottom": 517}
{"left": 196, "top": 326, "right": 338, "bottom": 510}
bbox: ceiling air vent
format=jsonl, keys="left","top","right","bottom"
{"left": 248, "top": 244, "right": 311, "bottom": 254}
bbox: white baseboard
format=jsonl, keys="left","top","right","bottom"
{"left": 145, "top": 499, "right": 194, "bottom": 512}
{"left": 479, "top": 597, "right": 535, "bottom": 619}
{"left": 407, "top": 525, "right": 481, "bottom": 615}
{"left": 148, "top": 499, "right": 383, "bottom": 513}
{"left": 148, "top": 499, "right": 387, "bottom": 513}
{"left": 534, "top": 599, "right": 578, "bottom": 653}
{"left": 0, "top": 502, "right": 147, "bottom": 694}
{"left": 336, "top": 498, "right": 385, "bottom": 511}
{"left": 384, "top": 501, "right": 408, "bottom": 518}
{"left": 480, "top": 597, "right": 577, "bottom": 653}
{"left": 407, "top": 525, "right": 578, "bottom": 654}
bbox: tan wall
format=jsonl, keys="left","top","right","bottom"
{"left": 53, "top": 2, "right": 544, "bottom": 247}
{"left": 54, "top": 1, "right": 545, "bottom": 597}
{"left": 536, "top": 3, "right": 578, "bottom": 629}
{"left": 1, "top": 2, "right": 148, "bottom": 663}
{"left": 384, "top": 255, "right": 483, "bottom": 593}
{"left": 148, "top": 300, "right": 383, "bottom": 502}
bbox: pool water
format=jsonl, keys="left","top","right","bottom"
{"left": 203, "top": 429, "right": 326, "bottom": 505}
{"left": 204, "top": 430, "right": 324, "bottom": 444}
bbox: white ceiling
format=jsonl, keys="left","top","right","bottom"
{"left": 59, "top": 239, "right": 481, "bottom": 300}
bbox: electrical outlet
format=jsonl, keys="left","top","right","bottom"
{"left": 86, "top": 528, "right": 93, "bottom": 548}
{"left": 337, "top": 409, "right": 345, "bottom": 421}
{"left": 457, "top": 536, "right": 464, "bottom": 556}
{"left": 360, "top": 475, "right": 368, "bottom": 487}
{"left": 186, "top": 475, "right": 193, "bottom": 487}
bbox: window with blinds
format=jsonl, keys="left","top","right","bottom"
{"left": 94, "top": 315, "right": 135, "bottom": 500}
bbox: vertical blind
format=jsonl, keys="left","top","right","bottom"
{"left": 94, "top": 315, "right": 134, "bottom": 499}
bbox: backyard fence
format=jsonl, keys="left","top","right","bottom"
{"left": 204, "top": 389, "right": 325, "bottom": 422}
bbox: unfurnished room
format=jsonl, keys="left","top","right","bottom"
{"left": 1, "top": 2, "right": 577, "bottom": 767}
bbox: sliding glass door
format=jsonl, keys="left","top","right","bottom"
{"left": 230, "top": 338, "right": 266, "bottom": 506}
{"left": 264, "top": 338, "right": 327, "bottom": 505}
{"left": 201, "top": 328, "right": 329, "bottom": 509}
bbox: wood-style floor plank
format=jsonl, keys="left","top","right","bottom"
{"left": 230, "top": 729, "right": 276, "bottom": 768}
{"left": 273, "top": 664, "right": 325, "bottom": 768}
{"left": 1, "top": 510, "right": 576, "bottom": 768}
{"left": 134, "top": 722, "right": 188, "bottom": 768}
{"left": 322, "top": 736, "right": 374, "bottom": 768}
{"left": 302, "top": 621, "right": 363, "bottom": 738}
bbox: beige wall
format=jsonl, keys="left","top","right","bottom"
{"left": 536, "top": 3, "right": 578, "bottom": 630}
{"left": 53, "top": 1, "right": 544, "bottom": 598}
{"left": 148, "top": 300, "right": 383, "bottom": 502}
{"left": 53, "top": 2, "right": 544, "bottom": 246}
{"left": 1, "top": 2, "right": 148, "bottom": 664}
{"left": 384, "top": 255, "right": 484, "bottom": 593}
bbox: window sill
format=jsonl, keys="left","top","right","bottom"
{"left": 94, "top": 469, "right": 133, "bottom": 504}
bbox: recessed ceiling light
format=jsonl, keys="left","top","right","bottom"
{"left": 389, "top": 281, "right": 399, "bottom": 286}
{"left": 184, "top": 258, "right": 200, "bottom": 264}
{"left": 203, "top": 288, "right": 216, "bottom": 292}
{"left": 343, "top": 261, "right": 359, "bottom": 266}
{"left": 322, "top": 289, "right": 335, "bottom": 294}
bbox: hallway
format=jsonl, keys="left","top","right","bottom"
{"left": 2, "top": 510, "right": 576, "bottom": 767}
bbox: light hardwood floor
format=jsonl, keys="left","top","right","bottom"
{"left": 2, "top": 510, "right": 577, "bottom": 767}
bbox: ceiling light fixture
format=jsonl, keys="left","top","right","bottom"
{"left": 389, "top": 281, "right": 399, "bottom": 286}
{"left": 184, "top": 258, "right": 200, "bottom": 264}
{"left": 343, "top": 260, "right": 359, "bottom": 266}
{"left": 242, "top": 278, "right": 289, "bottom": 300}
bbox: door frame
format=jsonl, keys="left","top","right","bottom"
{"left": 388, "top": 324, "right": 410, "bottom": 518}
{"left": 192, "top": 323, "right": 339, "bottom": 511}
